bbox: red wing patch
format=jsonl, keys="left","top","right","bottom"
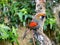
{"left": 29, "top": 22, "right": 38, "bottom": 27}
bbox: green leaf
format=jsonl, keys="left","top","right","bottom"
{"left": 0, "top": 24, "right": 10, "bottom": 39}
{"left": 17, "top": 12, "right": 24, "bottom": 22}
{"left": 43, "top": 25, "right": 47, "bottom": 30}
{"left": 24, "top": 14, "right": 32, "bottom": 20}
{"left": 12, "top": 26, "right": 17, "bottom": 36}
{"left": 20, "top": 8, "right": 28, "bottom": 14}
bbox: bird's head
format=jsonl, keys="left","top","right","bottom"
{"left": 35, "top": 13, "right": 46, "bottom": 20}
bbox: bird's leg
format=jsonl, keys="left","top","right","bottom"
{"left": 31, "top": 30, "right": 36, "bottom": 45}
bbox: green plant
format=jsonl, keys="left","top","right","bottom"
{"left": 0, "top": 24, "right": 10, "bottom": 40}
{"left": 0, "top": 0, "right": 35, "bottom": 27}
{"left": 43, "top": 0, "right": 56, "bottom": 30}
{"left": 0, "top": 24, "right": 19, "bottom": 45}
{"left": 17, "top": 8, "right": 33, "bottom": 26}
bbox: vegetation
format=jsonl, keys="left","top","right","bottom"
{"left": 44, "top": 0, "right": 60, "bottom": 44}
{"left": 0, "top": 0, "right": 60, "bottom": 45}
{"left": 0, "top": 0, "right": 35, "bottom": 45}
{"left": 0, "top": 24, "right": 18, "bottom": 45}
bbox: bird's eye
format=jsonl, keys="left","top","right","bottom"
{"left": 39, "top": 16, "right": 42, "bottom": 19}
{"left": 39, "top": 16, "right": 44, "bottom": 20}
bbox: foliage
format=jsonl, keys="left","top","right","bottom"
{"left": 55, "top": 30, "right": 60, "bottom": 43}
{"left": 0, "top": 0, "right": 35, "bottom": 27}
{"left": 0, "top": 24, "right": 19, "bottom": 45}
{"left": 44, "top": 0, "right": 60, "bottom": 44}
{"left": 0, "top": 0, "right": 60, "bottom": 45}
{"left": 17, "top": 8, "right": 33, "bottom": 26}
{"left": 43, "top": 0, "right": 57, "bottom": 30}
{"left": 0, "top": 24, "right": 10, "bottom": 39}
{"left": 0, "top": 0, "right": 35, "bottom": 45}
{"left": 43, "top": 0, "right": 60, "bottom": 30}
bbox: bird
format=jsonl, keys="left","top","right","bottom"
{"left": 23, "top": 13, "right": 46, "bottom": 39}
{"left": 29, "top": 13, "right": 46, "bottom": 30}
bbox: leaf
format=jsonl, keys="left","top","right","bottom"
{"left": 50, "top": 24, "right": 52, "bottom": 29}
{"left": 12, "top": 26, "right": 17, "bottom": 36}
{"left": 17, "top": 12, "right": 24, "bottom": 22}
{"left": 0, "top": 24, "right": 10, "bottom": 39}
{"left": 23, "top": 21, "right": 26, "bottom": 26}
{"left": 43, "top": 25, "right": 47, "bottom": 30}
{"left": 20, "top": 8, "right": 28, "bottom": 14}
{"left": 24, "top": 14, "right": 32, "bottom": 20}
